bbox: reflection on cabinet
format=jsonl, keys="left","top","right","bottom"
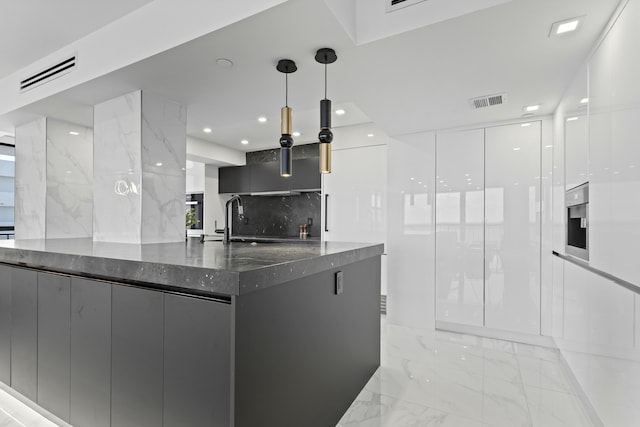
{"left": 484, "top": 123, "right": 541, "bottom": 335}
{"left": 70, "top": 278, "right": 111, "bottom": 427}
{"left": 435, "top": 129, "right": 485, "bottom": 327}
{"left": 111, "top": 285, "right": 164, "bottom": 427}
{"left": 10, "top": 268, "right": 37, "bottom": 401}
{"left": 564, "top": 115, "right": 588, "bottom": 191}
{"left": 37, "top": 273, "right": 71, "bottom": 421}
{"left": 435, "top": 123, "right": 542, "bottom": 335}
{"left": 0, "top": 265, "right": 10, "bottom": 384}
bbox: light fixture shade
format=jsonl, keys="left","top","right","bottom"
{"left": 280, "top": 146, "right": 292, "bottom": 176}
{"left": 319, "top": 142, "right": 331, "bottom": 174}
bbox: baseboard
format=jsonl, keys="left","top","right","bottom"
{"left": 435, "top": 321, "right": 557, "bottom": 348}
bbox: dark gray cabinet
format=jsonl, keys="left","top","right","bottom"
{"left": 37, "top": 272, "right": 71, "bottom": 421}
{"left": 70, "top": 278, "right": 111, "bottom": 427}
{"left": 0, "top": 265, "right": 10, "bottom": 384}
{"left": 111, "top": 285, "right": 164, "bottom": 427}
{"left": 219, "top": 165, "right": 251, "bottom": 194}
{"left": 164, "top": 294, "right": 232, "bottom": 427}
{"left": 11, "top": 267, "right": 37, "bottom": 401}
{"left": 219, "top": 158, "right": 321, "bottom": 194}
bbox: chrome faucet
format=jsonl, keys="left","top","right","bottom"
{"left": 223, "top": 195, "right": 243, "bottom": 244}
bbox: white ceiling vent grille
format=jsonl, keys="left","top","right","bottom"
{"left": 469, "top": 93, "right": 508, "bottom": 109}
{"left": 386, "top": 0, "right": 428, "bottom": 13}
{"left": 20, "top": 55, "right": 77, "bottom": 92}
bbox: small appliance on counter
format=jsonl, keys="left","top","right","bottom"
{"left": 566, "top": 182, "right": 589, "bottom": 261}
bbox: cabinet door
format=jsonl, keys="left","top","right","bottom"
{"left": 10, "top": 268, "right": 37, "bottom": 400}
{"left": 218, "top": 165, "right": 251, "bottom": 194}
{"left": 322, "top": 145, "right": 387, "bottom": 244}
{"left": 290, "top": 158, "right": 321, "bottom": 191}
{"left": 37, "top": 272, "right": 71, "bottom": 421}
{"left": 164, "top": 294, "right": 231, "bottom": 427}
{"left": 0, "top": 264, "right": 10, "bottom": 384}
{"left": 111, "top": 285, "right": 163, "bottom": 427}
{"left": 70, "top": 278, "right": 111, "bottom": 427}
{"left": 484, "top": 122, "right": 541, "bottom": 334}
{"left": 435, "top": 129, "right": 485, "bottom": 327}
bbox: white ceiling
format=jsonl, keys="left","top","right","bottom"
{"left": 0, "top": 0, "right": 622, "bottom": 154}
{"left": 0, "top": 0, "right": 154, "bottom": 79}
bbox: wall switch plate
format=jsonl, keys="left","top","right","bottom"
{"left": 243, "top": 217, "right": 249, "bottom": 225}
{"left": 335, "top": 271, "right": 343, "bottom": 295}
{"left": 307, "top": 217, "right": 313, "bottom": 226}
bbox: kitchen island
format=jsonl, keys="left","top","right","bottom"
{"left": 0, "top": 238, "right": 383, "bottom": 427}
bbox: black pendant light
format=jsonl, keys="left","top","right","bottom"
{"left": 277, "top": 59, "right": 297, "bottom": 177}
{"left": 315, "top": 48, "right": 337, "bottom": 174}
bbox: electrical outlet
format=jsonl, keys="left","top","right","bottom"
{"left": 335, "top": 271, "right": 343, "bottom": 295}
{"left": 243, "top": 217, "right": 249, "bottom": 225}
{"left": 307, "top": 217, "right": 313, "bottom": 226}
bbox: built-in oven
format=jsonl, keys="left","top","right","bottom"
{"left": 566, "top": 182, "right": 589, "bottom": 261}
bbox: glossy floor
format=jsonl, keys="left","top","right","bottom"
{"left": 337, "top": 317, "right": 595, "bottom": 427}
{"left": 0, "top": 316, "right": 594, "bottom": 427}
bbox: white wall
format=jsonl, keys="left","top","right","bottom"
{"left": 186, "top": 160, "right": 205, "bottom": 193}
{"left": 204, "top": 164, "right": 226, "bottom": 235}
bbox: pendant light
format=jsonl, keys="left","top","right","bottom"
{"left": 315, "top": 48, "right": 337, "bottom": 174}
{"left": 277, "top": 59, "right": 297, "bottom": 177}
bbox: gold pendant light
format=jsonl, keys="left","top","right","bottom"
{"left": 276, "top": 59, "right": 297, "bottom": 177}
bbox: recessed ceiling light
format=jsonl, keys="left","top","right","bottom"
{"left": 524, "top": 105, "right": 540, "bottom": 112}
{"left": 155, "top": 162, "right": 163, "bottom": 167}
{"left": 545, "top": 145, "right": 553, "bottom": 148}
{"left": 367, "top": 134, "right": 375, "bottom": 138}
{"left": 580, "top": 98, "right": 589, "bottom": 104}
{"left": 335, "top": 109, "right": 346, "bottom": 115}
{"left": 258, "top": 117, "right": 267, "bottom": 123}
{"left": 513, "top": 147, "right": 521, "bottom": 151}
{"left": 203, "top": 127, "right": 212, "bottom": 133}
{"left": 549, "top": 17, "right": 584, "bottom": 37}
{"left": 292, "top": 131, "right": 301, "bottom": 137}
{"left": 566, "top": 117, "right": 579, "bottom": 121}
{"left": 521, "top": 123, "right": 531, "bottom": 127}
{"left": 241, "top": 139, "right": 249, "bottom": 145}
{"left": 69, "top": 131, "right": 80, "bottom": 136}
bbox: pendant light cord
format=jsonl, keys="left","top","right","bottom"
{"left": 324, "top": 62, "right": 328, "bottom": 99}
{"left": 285, "top": 73, "right": 289, "bottom": 107}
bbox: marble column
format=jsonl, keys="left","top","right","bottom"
{"left": 15, "top": 118, "right": 93, "bottom": 239}
{"left": 93, "top": 90, "right": 186, "bottom": 244}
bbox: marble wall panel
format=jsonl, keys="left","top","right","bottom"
{"left": 15, "top": 118, "right": 47, "bottom": 239}
{"left": 46, "top": 119, "right": 93, "bottom": 238}
{"left": 140, "top": 91, "right": 186, "bottom": 244}
{"left": 93, "top": 91, "right": 143, "bottom": 243}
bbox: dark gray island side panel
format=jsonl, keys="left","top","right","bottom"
{"left": 70, "top": 278, "right": 111, "bottom": 427}
{"left": 164, "top": 294, "right": 232, "bottom": 427}
{"left": 111, "top": 285, "right": 164, "bottom": 427}
{"left": 37, "top": 272, "right": 71, "bottom": 422}
{"left": 0, "top": 265, "right": 10, "bottom": 384}
{"left": 234, "top": 256, "right": 381, "bottom": 427}
{"left": 10, "top": 267, "right": 38, "bottom": 401}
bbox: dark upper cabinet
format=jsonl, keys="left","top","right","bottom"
{"left": 219, "top": 158, "right": 320, "bottom": 194}
{"left": 218, "top": 165, "right": 251, "bottom": 194}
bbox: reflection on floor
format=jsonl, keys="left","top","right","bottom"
{"left": 337, "top": 317, "right": 595, "bottom": 427}
{"left": 0, "top": 316, "right": 594, "bottom": 427}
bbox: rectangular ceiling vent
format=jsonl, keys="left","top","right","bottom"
{"left": 469, "top": 93, "right": 508, "bottom": 109}
{"left": 386, "top": 0, "right": 428, "bottom": 13}
{"left": 20, "top": 54, "right": 77, "bottom": 93}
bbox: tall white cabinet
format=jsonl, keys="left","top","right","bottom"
{"left": 436, "top": 122, "right": 542, "bottom": 336}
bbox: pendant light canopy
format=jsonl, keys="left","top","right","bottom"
{"left": 315, "top": 48, "right": 337, "bottom": 174}
{"left": 277, "top": 59, "right": 297, "bottom": 177}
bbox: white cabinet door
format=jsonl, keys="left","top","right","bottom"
{"left": 484, "top": 122, "right": 541, "bottom": 335}
{"left": 435, "top": 129, "right": 484, "bottom": 327}
{"left": 322, "top": 145, "right": 387, "bottom": 245}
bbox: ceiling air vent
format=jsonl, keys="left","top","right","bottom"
{"left": 20, "top": 54, "right": 77, "bottom": 92}
{"left": 469, "top": 93, "right": 508, "bottom": 109}
{"left": 386, "top": 0, "right": 428, "bottom": 13}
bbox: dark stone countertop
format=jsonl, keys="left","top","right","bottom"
{"left": 0, "top": 238, "right": 384, "bottom": 297}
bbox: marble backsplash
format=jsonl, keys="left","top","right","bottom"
{"left": 231, "top": 192, "right": 321, "bottom": 238}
